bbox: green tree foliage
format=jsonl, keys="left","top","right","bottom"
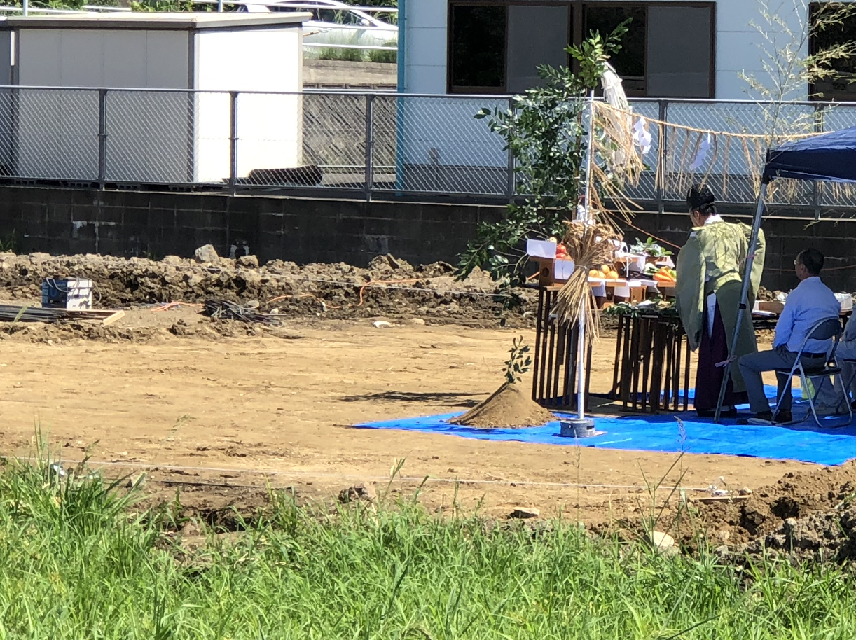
{"left": 456, "top": 26, "right": 627, "bottom": 290}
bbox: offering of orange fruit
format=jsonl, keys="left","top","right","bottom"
{"left": 588, "top": 265, "right": 620, "bottom": 280}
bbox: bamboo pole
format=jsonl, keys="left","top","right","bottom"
{"left": 576, "top": 91, "right": 596, "bottom": 421}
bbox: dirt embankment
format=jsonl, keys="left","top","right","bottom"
{"left": 0, "top": 251, "right": 536, "bottom": 328}
{"left": 680, "top": 462, "right": 856, "bottom": 563}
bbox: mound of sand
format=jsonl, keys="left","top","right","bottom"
{"left": 450, "top": 383, "right": 555, "bottom": 429}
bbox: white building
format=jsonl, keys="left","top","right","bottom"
{"left": 2, "top": 12, "right": 308, "bottom": 184}
{"left": 391, "top": 1, "right": 856, "bottom": 198}
{"left": 398, "top": 0, "right": 851, "bottom": 100}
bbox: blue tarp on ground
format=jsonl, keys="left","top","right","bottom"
{"left": 355, "top": 386, "right": 856, "bottom": 466}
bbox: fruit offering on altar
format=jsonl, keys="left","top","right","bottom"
{"left": 588, "top": 264, "right": 620, "bottom": 280}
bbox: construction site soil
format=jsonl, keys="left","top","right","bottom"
{"left": 0, "top": 251, "right": 534, "bottom": 328}
{"left": 0, "top": 251, "right": 854, "bottom": 562}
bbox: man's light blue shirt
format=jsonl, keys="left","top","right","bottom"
{"left": 773, "top": 276, "right": 841, "bottom": 353}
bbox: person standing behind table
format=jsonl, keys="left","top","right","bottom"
{"left": 737, "top": 249, "right": 841, "bottom": 424}
{"left": 676, "top": 184, "right": 766, "bottom": 418}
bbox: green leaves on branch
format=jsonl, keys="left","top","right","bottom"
{"left": 571, "top": 23, "right": 630, "bottom": 89}
{"left": 503, "top": 335, "right": 532, "bottom": 385}
{"left": 457, "top": 23, "right": 629, "bottom": 292}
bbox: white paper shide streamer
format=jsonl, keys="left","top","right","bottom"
{"left": 690, "top": 132, "right": 713, "bottom": 171}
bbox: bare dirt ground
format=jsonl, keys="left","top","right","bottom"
{"left": 4, "top": 250, "right": 856, "bottom": 559}
{"left": 0, "top": 302, "right": 810, "bottom": 527}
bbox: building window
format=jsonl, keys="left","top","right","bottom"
{"left": 583, "top": 5, "right": 646, "bottom": 93}
{"left": 447, "top": 1, "right": 715, "bottom": 98}
{"left": 449, "top": 5, "right": 507, "bottom": 92}
{"left": 809, "top": 2, "right": 856, "bottom": 101}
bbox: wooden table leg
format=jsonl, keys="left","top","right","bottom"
{"left": 630, "top": 316, "right": 642, "bottom": 411}
{"left": 545, "top": 300, "right": 557, "bottom": 407}
{"left": 533, "top": 287, "right": 545, "bottom": 405}
{"left": 650, "top": 319, "right": 665, "bottom": 413}
{"left": 537, "top": 290, "right": 552, "bottom": 404}
{"left": 640, "top": 316, "right": 653, "bottom": 412}
{"left": 663, "top": 320, "right": 675, "bottom": 412}
{"left": 611, "top": 313, "right": 624, "bottom": 399}
{"left": 620, "top": 315, "right": 634, "bottom": 410}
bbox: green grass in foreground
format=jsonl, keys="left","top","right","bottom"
{"left": 1, "top": 454, "right": 856, "bottom": 639}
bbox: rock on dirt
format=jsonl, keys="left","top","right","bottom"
{"left": 125, "top": 473, "right": 147, "bottom": 489}
{"left": 338, "top": 484, "right": 376, "bottom": 503}
{"left": 651, "top": 531, "right": 679, "bottom": 557}
{"left": 194, "top": 244, "right": 220, "bottom": 263}
{"left": 509, "top": 507, "right": 540, "bottom": 519}
{"left": 237, "top": 255, "right": 259, "bottom": 268}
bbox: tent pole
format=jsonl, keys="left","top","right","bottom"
{"left": 714, "top": 180, "right": 769, "bottom": 423}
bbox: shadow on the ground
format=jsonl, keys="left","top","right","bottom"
{"left": 340, "top": 391, "right": 485, "bottom": 407}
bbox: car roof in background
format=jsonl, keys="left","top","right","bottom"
{"left": 267, "top": 0, "right": 394, "bottom": 27}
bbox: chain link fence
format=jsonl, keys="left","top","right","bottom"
{"left": 1, "top": 87, "right": 855, "bottom": 214}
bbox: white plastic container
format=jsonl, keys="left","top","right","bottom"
{"left": 835, "top": 293, "right": 853, "bottom": 312}
{"left": 526, "top": 238, "right": 557, "bottom": 259}
{"left": 553, "top": 258, "right": 575, "bottom": 281}
{"left": 41, "top": 279, "right": 93, "bottom": 310}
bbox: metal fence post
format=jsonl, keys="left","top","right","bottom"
{"left": 229, "top": 91, "right": 238, "bottom": 195}
{"left": 656, "top": 99, "right": 668, "bottom": 215}
{"left": 98, "top": 88, "right": 107, "bottom": 189}
{"left": 506, "top": 96, "right": 515, "bottom": 200}
{"left": 365, "top": 93, "right": 374, "bottom": 202}
{"left": 813, "top": 102, "right": 824, "bottom": 220}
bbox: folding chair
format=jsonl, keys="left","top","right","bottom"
{"left": 773, "top": 316, "right": 852, "bottom": 427}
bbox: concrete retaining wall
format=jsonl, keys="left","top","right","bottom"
{"left": 0, "top": 185, "right": 852, "bottom": 293}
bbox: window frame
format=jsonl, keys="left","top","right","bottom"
{"left": 447, "top": 1, "right": 573, "bottom": 94}
{"left": 446, "top": 0, "right": 717, "bottom": 99}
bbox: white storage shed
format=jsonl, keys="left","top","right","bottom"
{"left": 5, "top": 12, "right": 309, "bottom": 184}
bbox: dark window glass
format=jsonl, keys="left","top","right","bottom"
{"left": 506, "top": 5, "right": 570, "bottom": 93}
{"left": 647, "top": 6, "right": 712, "bottom": 98}
{"left": 582, "top": 5, "right": 646, "bottom": 89}
{"left": 446, "top": 2, "right": 713, "bottom": 98}
{"left": 450, "top": 5, "right": 507, "bottom": 90}
{"left": 809, "top": 2, "right": 856, "bottom": 100}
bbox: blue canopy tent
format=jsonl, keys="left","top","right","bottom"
{"left": 715, "top": 125, "right": 856, "bottom": 420}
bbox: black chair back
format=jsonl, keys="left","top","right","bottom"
{"left": 807, "top": 317, "right": 843, "bottom": 343}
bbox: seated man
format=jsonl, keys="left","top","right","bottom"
{"left": 738, "top": 249, "right": 841, "bottom": 424}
